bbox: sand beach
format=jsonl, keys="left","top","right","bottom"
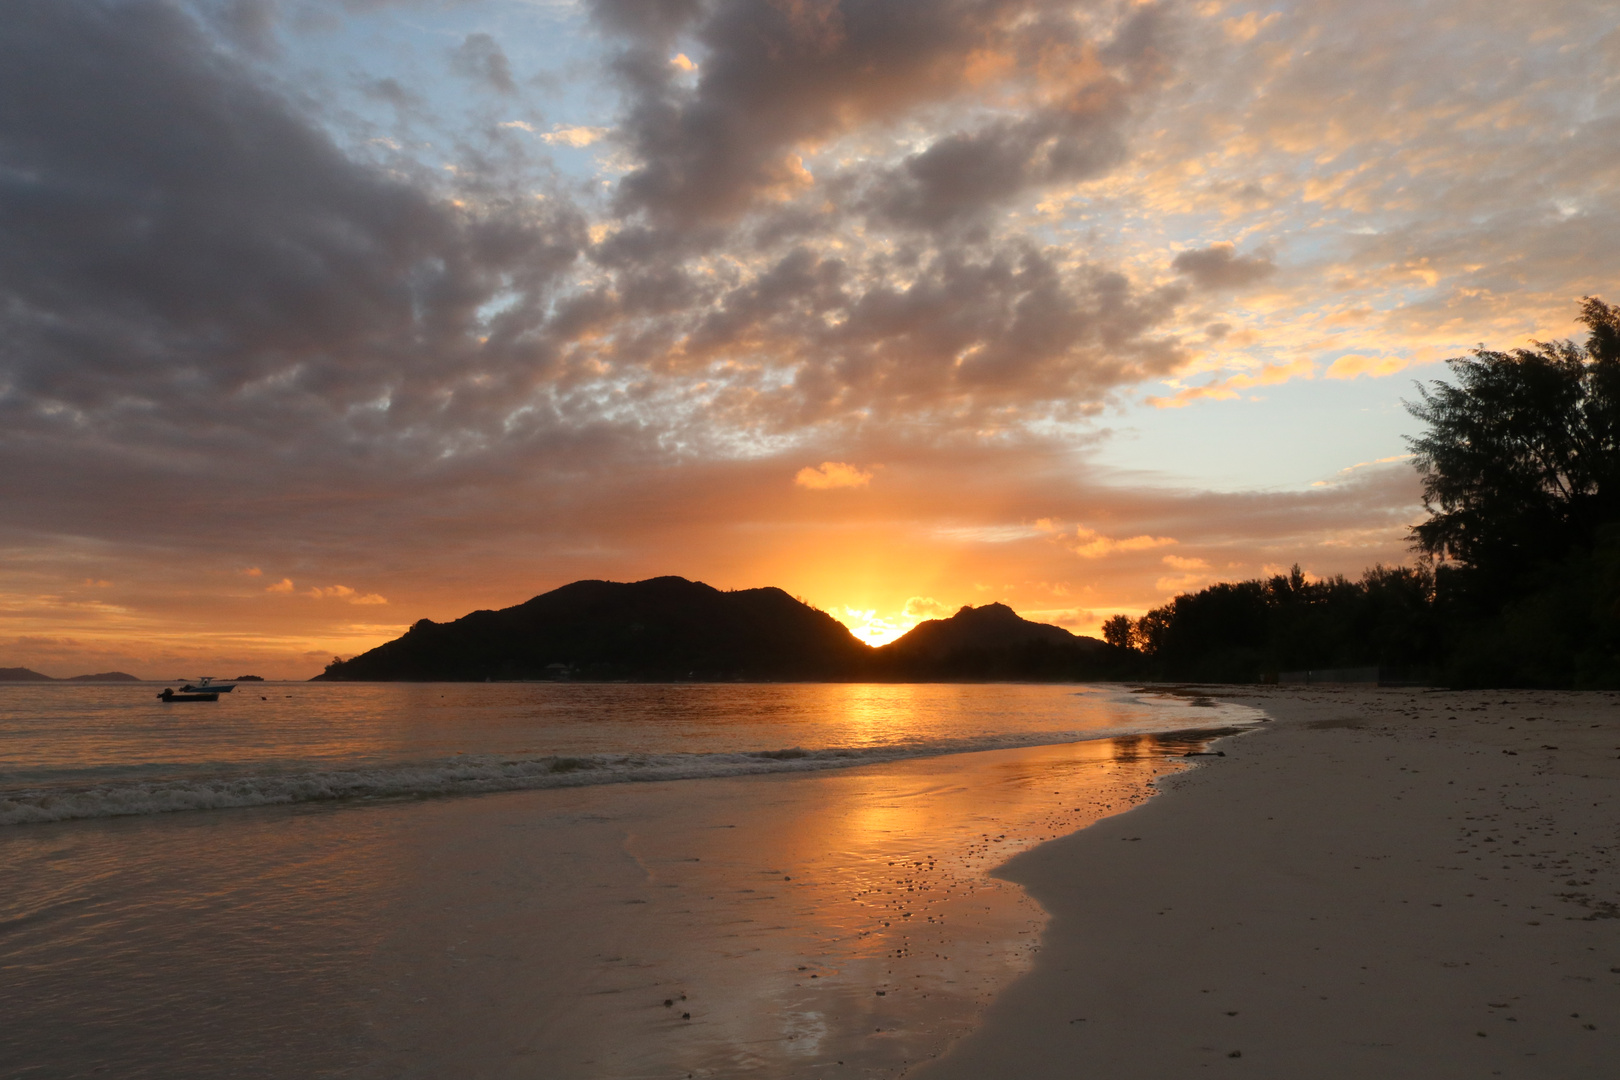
{"left": 916, "top": 687, "right": 1620, "bottom": 1079}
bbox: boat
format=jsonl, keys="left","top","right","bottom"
{"left": 179, "top": 676, "right": 235, "bottom": 693}
{"left": 157, "top": 688, "right": 219, "bottom": 702}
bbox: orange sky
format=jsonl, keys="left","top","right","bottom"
{"left": 1, "top": 0, "right": 1614, "bottom": 678}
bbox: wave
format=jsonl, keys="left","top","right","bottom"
{"left": 0, "top": 720, "right": 1259, "bottom": 826}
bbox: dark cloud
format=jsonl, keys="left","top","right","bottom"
{"left": 450, "top": 31, "right": 516, "bottom": 94}
{"left": 867, "top": 93, "right": 1131, "bottom": 230}
{"left": 0, "top": 0, "right": 584, "bottom": 462}
{"left": 1171, "top": 244, "right": 1277, "bottom": 290}
{"left": 0, "top": 0, "right": 1196, "bottom": 585}
{"left": 598, "top": 0, "right": 1172, "bottom": 230}
{"left": 361, "top": 75, "right": 422, "bottom": 111}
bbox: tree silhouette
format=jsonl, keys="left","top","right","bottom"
{"left": 1406, "top": 297, "right": 1620, "bottom": 588}
{"left": 1102, "top": 614, "right": 1135, "bottom": 650}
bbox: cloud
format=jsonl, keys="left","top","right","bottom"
{"left": 1072, "top": 528, "right": 1178, "bottom": 558}
{"left": 795, "top": 461, "right": 873, "bottom": 489}
{"left": 597, "top": 0, "right": 1174, "bottom": 228}
{"left": 1171, "top": 244, "right": 1277, "bottom": 290}
{"left": 1325, "top": 352, "right": 1409, "bottom": 379}
{"left": 1155, "top": 571, "right": 1209, "bottom": 593}
{"left": 1162, "top": 554, "right": 1208, "bottom": 571}
{"left": 449, "top": 32, "right": 515, "bottom": 94}
{"left": 1147, "top": 357, "right": 1315, "bottom": 408}
{"left": 1310, "top": 453, "right": 1414, "bottom": 487}
{"left": 903, "top": 596, "right": 952, "bottom": 619}
{"left": 265, "top": 578, "right": 295, "bottom": 593}
{"left": 3, "top": 0, "right": 1615, "bottom": 678}
{"left": 306, "top": 584, "right": 387, "bottom": 604}
{"left": 540, "top": 125, "right": 609, "bottom": 147}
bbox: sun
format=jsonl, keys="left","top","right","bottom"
{"left": 837, "top": 608, "right": 915, "bottom": 647}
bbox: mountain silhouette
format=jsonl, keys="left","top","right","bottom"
{"left": 316, "top": 577, "right": 1127, "bottom": 682}
{"left": 0, "top": 668, "right": 140, "bottom": 681}
{"left": 316, "top": 576, "right": 870, "bottom": 681}
{"left": 874, "top": 602, "right": 1110, "bottom": 679}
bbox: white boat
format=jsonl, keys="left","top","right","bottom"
{"left": 180, "top": 676, "right": 235, "bottom": 693}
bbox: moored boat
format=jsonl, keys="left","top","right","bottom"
{"left": 179, "top": 676, "right": 235, "bottom": 693}
{"left": 157, "top": 688, "right": 219, "bottom": 702}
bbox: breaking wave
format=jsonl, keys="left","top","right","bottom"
{"left": 0, "top": 721, "right": 1257, "bottom": 826}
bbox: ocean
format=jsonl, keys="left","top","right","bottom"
{"left": 0, "top": 682, "right": 1262, "bottom": 1078}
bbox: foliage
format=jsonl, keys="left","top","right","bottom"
{"left": 1127, "top": 564, "right": 1440, "bottom": 682}
{"left": 1406, "top": 297, "right": 1620, "bottom": 592}
{"left": 1101, "top": 613, "right": 1134, "bottom": 650}
{"left": 1124, "top": 298, "right": 1620, "bottom": 688}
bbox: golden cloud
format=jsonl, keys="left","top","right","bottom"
{"left": 305, "top": 584, "right": 388, "bottom": 605}
{"left": 1073, "top": 528, "right": 1178, "bottom": 559}
{"left": 540, "top": 125, "right": 608, "bottom": 147}
{"left": 265, "top": 578, "right": 295, "bottom": 593}
{"left": 1147, "top": 356, "right": 1315, "bottom": 408}
{"left": 903, "top": 596, "right": 952, "bottom": 619}
{"left": 795, "top": 461, "right": 874, "bottom": 490}
{"left": 1156, "top": 572, "right": 1210, "bottom": 593}
{"left": 1325, "top": 353, "right": 1409, "bottom": 379}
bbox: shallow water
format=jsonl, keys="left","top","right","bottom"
{"left": 0, "top": 682, "right": 1255, "bottom": 824}
{"left": 0, "top": 683, "right": 1263, "bottom": 1078}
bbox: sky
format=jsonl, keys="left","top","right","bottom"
{"left": 2, "top": 0, "right": 1616, "bottom": 678}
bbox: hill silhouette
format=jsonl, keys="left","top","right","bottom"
{"left": 874, "top": 602, "right": 1112, "bottom": 679}
{"left": 0, "top": 668, "right": 141, "bottom": 681}
{"left": 315, "top": 577, "right": 1125, "bottom": 682}
{"left": 316, "top": 577, "right": 871, "bottom": 681}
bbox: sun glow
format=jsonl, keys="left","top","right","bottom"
{"left": 838, "top": 608, "right": 918, "bottom": 647}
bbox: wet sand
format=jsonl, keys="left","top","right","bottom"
{"left": 0, "top": 729, "right": 1248, "bottom": 1079}
{"left": 913, "top": 688, "right": 1620, "bottom": 1079}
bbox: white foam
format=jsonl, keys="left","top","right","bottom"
{"left": 0, "top": 718, "right": 1259, "bottom": 826}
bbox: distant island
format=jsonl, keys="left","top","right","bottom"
{"left": 0, "top": 668, "right": 141, "bottom": 682}
{"left": 314, "top": 576, "right": 1129, "bottom": 682}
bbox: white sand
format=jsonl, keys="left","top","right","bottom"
{"left": 912, "top": 687, "right": 1620, "bottom": 1079}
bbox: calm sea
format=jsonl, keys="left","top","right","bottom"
{"left": 0, "top": 682, "right": 1264, "bottom": 1079}
{"left": 0, "top": 681, "right": 1255, "bottom": 825}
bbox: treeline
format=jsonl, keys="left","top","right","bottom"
{"left": 1108, "top": 297, "right": 1620, "bottom": 689}
{"left": 1104, "top": 563, "right": 1443, "bottom": 683}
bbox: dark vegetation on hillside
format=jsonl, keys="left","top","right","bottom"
{"left": 1110, "top": 297, "right": 1620, "bottom": 688}
{"left": 316, "top": 577, "right": 1132, "bottom": 682}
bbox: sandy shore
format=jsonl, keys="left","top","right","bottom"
{"left": 912, "top": 687, "right": 1620, "bottom": 1079}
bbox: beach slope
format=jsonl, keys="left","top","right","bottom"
{"left": 913, "top": 688, "right": 1620, "bottom": 1079}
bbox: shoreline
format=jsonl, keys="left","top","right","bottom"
{"left": 0, "top": 722, "right": 1233, "bottom": 1079}
{"left": 910, "top": 686, "right": 1620, "bottom": 1078}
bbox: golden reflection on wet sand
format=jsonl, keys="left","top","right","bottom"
{"left": 351, "top": 730, "right": 1236, "bottom": 1078}
{"left": 0, "top": 728, "right": 1242, "bottom": 1079}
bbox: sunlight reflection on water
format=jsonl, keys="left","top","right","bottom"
{"left": 0, "top": 685, "right": 1262, "bottom": 1077}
